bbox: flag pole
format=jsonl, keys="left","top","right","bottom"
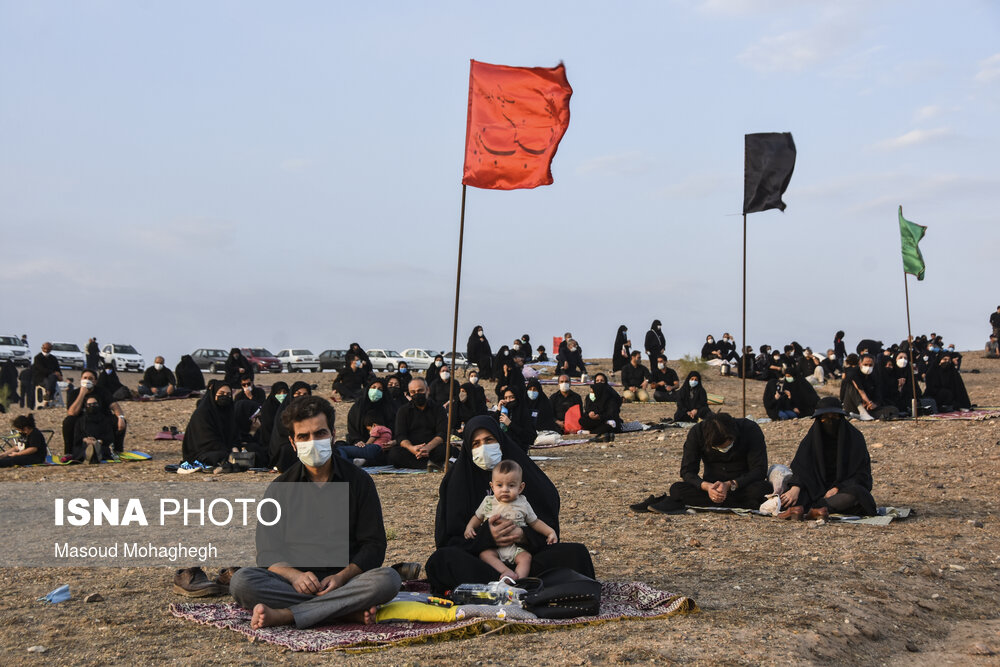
{"left": 903, "top": 270, "right": 919, "bottom": 421}
{"left": 444, "top": 184, "right": 468, "bottom": 472}
{"left": 741, "top": 212, "right": 747, "bottom": 418}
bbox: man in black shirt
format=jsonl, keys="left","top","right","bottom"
{"left": 32, "top": 342, "right": 62, "bottom": 406}
{"left": 650, "top": 355, "right": 680, "bottom": 402}
{"left": 229, "top": 395, "right": 400, "bottom": 629}
{"left": 63, "top": 368, "right": 127, "bottom": 455}
{"left": 621, "top": 351, "right": 651, "bottom": 402}
{"left": 138, "top": 356, "right": 177, "bottom": 398}
{"left": 549, "top": 375, "right": 582, "bottom": 434}
{"left": 651, "top": 412, "right": 768, "bottom": 511}
{"left": 388, "top": 378, "right": 447, "bottom": 470}
{"left": 991, "top": 306, "right": 1000, "bottom": 339}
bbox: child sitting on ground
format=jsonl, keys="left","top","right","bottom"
{"left": 365, "top": 414, "right": 393, "bottom": 448}
{"left": 464, "top": 459, "right": 557, "bottom": 580}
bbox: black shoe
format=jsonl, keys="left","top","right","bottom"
{"left": 648, "top": 497, "right": 687, "bottom": 514}
{"left": 391, "top": 562, "right": 422, "bottom": 580}
{"left": 629, "top": 494, "right": 667, "bottom": 513}
{"left": 173, "top": 567, "right": 222, "bottom": 597}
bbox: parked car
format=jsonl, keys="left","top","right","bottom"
{"left": 190, "top": 348, "right": 230, "bottom": 373}
{"left": 400, "top": 348, "right": 443, "bottom": 371}
{"left": 365, "top": 349, "right": 407, "bottom": 372}
{"left": 276, "top": 349, "right": 320, "bottom": 372}
{"left": 442, "top": 351, "right": 471, "bottom": 371}
{"left": 319, "top": 349, "right": 348, "bottom": 372}
{"left": 240, "top": 348, "right": 282, "bottom": 373}
{"left": 101, "top": 343, "right": 145, "bottom": 372}
{"left": 0, "top": 335, "right": 31, "bottom": 367}
{"left": 50, "top": 342, "right": 86, "bottom": 370}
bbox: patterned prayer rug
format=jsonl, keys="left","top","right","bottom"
{"left": 169, "top": 581, "right": 696, "bottom": 653}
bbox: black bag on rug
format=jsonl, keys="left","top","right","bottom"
{"left": 517, "top": 568, "right": 602, "bottom": 619}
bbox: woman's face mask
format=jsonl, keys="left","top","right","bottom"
{"left": 860, "top": 365, "right": 874, "bottom": 375}
{"left": 275, "top": 393, "right": 288, "bottom": 403}
{"left": 588, "top": 392, "right": 596, "bottom": 402}
{"left": 896, "top": 358, "right": 908, "bottom": 368}
{"left": 295, "top": 438, "right": 333, "bottom": 467}
{"left": 368, "top": 387, "right": 383, "bottom": 402}
{"left": 459, "top": 391, "right": 468, "bottom": 402}
{"left": 527, "top": 389, "right": 539, "bottom": 401}
{"left": 471, "top": 442, "right": 503, "bottom": 470}
{"left": 469, "top": 375, "right": 479, "bottom": 385}
{"left": 688, "top": 379, "right": 699, "bottom": 388}
{"left": 441, "top": 371, "right": 450, "bottom": 381}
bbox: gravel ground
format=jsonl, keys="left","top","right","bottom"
{"left": 1, "top": 353, "right": 998, "bottom": 665}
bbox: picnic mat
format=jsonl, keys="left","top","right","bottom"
{"left": 531, "top": 438, "right": 591, "bottom": 450}
{"left": 30, "top": 451, "right": 153, "bottom": 466}
{"left": 684, "top": 505, "right": 912, "bottom": 526}
{"left": 920, "top": 408, "right": 1000, "bottom": 421}
{"left": 169, "top": 581, "right": 696, "bottom": 653}
{"left": 363, "top": 465, "right": 428, "bottom": 475}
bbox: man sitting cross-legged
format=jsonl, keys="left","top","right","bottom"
{"left": 228, "top": 395, "right": 400, "bottom": 629}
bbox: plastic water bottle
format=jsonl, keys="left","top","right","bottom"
{"left": 451, "top": 579, "right": 526, "bottom": 606}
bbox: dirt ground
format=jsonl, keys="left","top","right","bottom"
{"left": 1, "top": 353, "right": 999, "bottom": 665}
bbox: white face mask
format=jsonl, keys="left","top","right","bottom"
{"left": 657, "top": 363, "right": 665, "bottom": 370}
{"left": 784, "top": 376, "right": 795, "bottom": 383}
{"left": 295, "top": 438, "right": 332, "bottom": 467}
{"left": 81, "top": 379, "right": 95, "bottom": 389}
{"left": 860, "top": 365, "right": 874, "bottom": 375}
{"left": 154, "top": 363, "right": 163, "bottom": 370}
{"left": 689, "top": 379, "right": 699, "bottom": 388}
{"left": 714, "top": 442, "right": 734, "bottom": 454}
{"left": 471, "top": 442, "right": 503, "bottom": 471}
{"left": 559, "top": 382, "right": 570, "bottom": 392}
{"left": 828, "top": 354, "right": 836, "bottom": 360}
{"left": 469, "top": 375, "right": 479, "bottom": 385}
{"left": 896, "top": 358, "right": 908, "bottom": 368}
{"left": 588, "top": 392, "right": 596, "bottom": 402}
{"left": 527, "top": 390, "right": 539, "bottom": 400}
{"left": 441, "top": 372, "right": 450, "bottom": 381}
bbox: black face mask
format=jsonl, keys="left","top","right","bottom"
{"left": 388, "top": 386, "right": 402, "bottom": 397}
{"left": 820, "top": 417, "right": 840, "bottom": 438}
{"left": 411, "top": 393, "right": 427, "bottom": 407}
{"left": 216, "top": 395, "right": 233, "bottom": 409}
{"left": 506, "top": 400, "right": 517, "bottom": 409}
{"left": 85, "top": 405, "right": 101, "bottom": 416}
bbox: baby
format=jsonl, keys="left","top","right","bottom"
{"left": 464, "top": 459, "right": 557, "bottom": 581}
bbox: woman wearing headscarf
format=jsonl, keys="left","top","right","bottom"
{"left": 701, "top": 335, "right": 721, "bottom": 361}
{"left": 611, "top": 325, "right": 630, "bottom": 373}
{"left": 494, "top": 358, "right": 525, "bottom": 400}
{"left": 578, "top": 374, "right": 622, "bottom": 441}
{"left": 779, "top": 397, "right": 876, "bottom": 519}
{"left": 268, "top": 381, "right": 312, "bottom": 472}
{"left": 466, "top": 325, "right": 494, "bottom": 380}
{"left": 424, "top": 354, "right": 446, "bottom": 384}
{"left": 257, "top": 381, "right": 289, "bottom": 449}
{"left": 924, "top": 353, "right": 971, "bottom": 411}
{"left": 524, "top": 378, "right": 558, "bottom": 432}
{"left": 644, "top": 319, "right": 666, "bottom": 364}
{"left": 491, "top": 386, "right": 537, "bottom": 451}
{"left": 233, "top": 399, "right": 268, "bottom": 465}
{"left": 174, "top": 354, "right": 206, "bottom": 392}
{"left": 347, "top": 343, "right": 372, "bottom": 374}
{"left": 428, "top": 365, "right": 460, "bottom": 406}
{"left": 224, "top": 348, "right": 254, "bottom": 388}
{"left": 424, "top": 415, "right": 595, "bottom": 594}
{"left": 884, "top": 351, "right": 934, "bottom": 415}
{"left": 69, "top": 394, "right": 116, "bottom": 463}
{"left": 674, "top": 371, "right": 712, "bottom": 422}
{"left": 181, "top": 380, "right": 238, "bottom": 466}
{"left": 345, "top": 378, "right": 396, "bottom": 445}
{"left": 454, "top": 380, "right": 488, "bottom": 434}
{"left": 762, "top": 371, "right": 818, "bottom": 420}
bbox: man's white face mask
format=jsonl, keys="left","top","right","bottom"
{"left": 295, "top": 438, "right": 332, "bottom": 467}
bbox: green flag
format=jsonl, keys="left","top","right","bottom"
{"left": 899, "top": 205, "right": 927, "bottom": 281}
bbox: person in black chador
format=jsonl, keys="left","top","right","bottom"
{"left": 674, "top": 371, "right": 712, "bottom": 422}
{"left": 779, "top": 397, "right": 876, "bottom": 519}
{"left": 345, "top": 378, "right": 396, "bottom": 445}
{"left": 466, "top": 325, "right": 494, "bottom": 380}
{"left": 0, "top": 359, "right": 19, "bottom": 411}
{"left": 555, "top": 338, "right": 586, "bottom": 379}
{"left": 491, "top": 386, "right": 536, "bottom": 451}
{"left": 524, "top": 378, "right": 557, "bottom": 432}
{"left": 332, "top": 354, "right": 374, "bottom": 402}
{"left": 424, "top": 415, "right": 595, "bottom": 594}
{"left": 224, "top": 348, "right": 254, "bottom": 388}
{"left": 175, "top": 354, "right": 206, "bottom": 392}
{"left": 644, "top": 319, "right": 665, "bottom": 365}
{"left": 763, "top": 371, "right": 818, "bottom": 420}
{"left": 269, "top": 381, "right": 312, "bottom": 472}
{"left": 634, "top": 411, "right": 768, "bottom": 513}
{"left": 454, "top": 380, "right": 488, "bottom": 435}
{"left": 258, "top": 381, "right": 289, "bottom": 448}
{"left": 428, "top": 365, "right": 460, "bottom": 407}
{"left": 612, "top": 325, "right": 630, "bottom": 373}
{"left": 924, "top": 353, "right": 972, "bottom": 411}
{"left": 578, "top": 374, "right": 621, "bottom": 441}
{"left": 181, "top": 380, "right": 239, "bottom": 466}
{"left": 69, "top": 394, "right": 117, "bottom": 463}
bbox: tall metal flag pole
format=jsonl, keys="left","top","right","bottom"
{"left": 444, "top": 60, "right": 573, "bottom": 472}
{"left": 899, "top": 205, "right": 927, "bottom": 422}
{"left": 743, "top": 132, "right": 796, "bottom": 418}
{"left": 443, "top": 184, "right": 468, "bottom": 470}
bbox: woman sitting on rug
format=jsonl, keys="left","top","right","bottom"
{"left": 674, "top": 371, "right": 712, "bottom": 423}
{"left": 778, "top": 397, "right": 876, "bottom": 520}
{"left": 424, "top": 415, "right": 595, "bottom": 594}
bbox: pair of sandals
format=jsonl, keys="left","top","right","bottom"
{"left": 160, "top": 426, "right": 180, "bottom": 436}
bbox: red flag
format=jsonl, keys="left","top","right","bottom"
{"left": 463, "top": 60, "right": 572, "bottom": 190}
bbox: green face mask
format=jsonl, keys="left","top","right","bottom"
{"left": 275, "top": 393, "right": 288, "bottom": 403}
{"left": 368, "top": 387, "right": 383, "bottom": 402}
{"left": 588, "top": 392, "right": 596, "bottom": 402}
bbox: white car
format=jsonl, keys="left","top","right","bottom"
{"left": 101, "top": 343, "right": 145, "bottom": 372}
{"left": 365, "top": 349, "right": 407, "bottom": 372}
{"left": 50, "top": 342, "right": 86, "bottom": 370}
{"left": 0, "top": 335, "right": 31, "bottom": 367}
{"left": 400, "top": 348, "right": 443, "bottom": 371}
{"left": 276, "top": 349, "right": 320, "bottom": 372}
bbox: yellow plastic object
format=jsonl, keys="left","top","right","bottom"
{"left": 376, "top": 601, "right": 458, "bottom": 624}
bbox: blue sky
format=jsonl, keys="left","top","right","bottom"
{"left": 3, "top": 1, "right": 998, "bottom": 366}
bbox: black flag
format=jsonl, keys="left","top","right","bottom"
{"left": 743, "top": 132, "right": 796, "bottom": 214}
